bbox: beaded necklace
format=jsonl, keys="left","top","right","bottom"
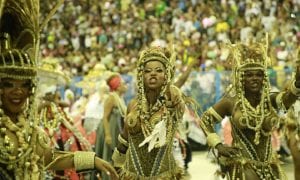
{"left": 39, "top": 101, "right": 92, "bottom": 151}
{"left": 40, "top": 102, "right": 60, "bottom": 137}
{"left": 0, "top": 111, "right": 32, "bottom": 160}
{"left": 236, "top": 70, "right": 278, "bottom": 145}
{"left": 0, "top": 108, "right": 41, "bottom": 179}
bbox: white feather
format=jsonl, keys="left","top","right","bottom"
{"left": 139, "top": 120, "right": 166, "bottom": 152}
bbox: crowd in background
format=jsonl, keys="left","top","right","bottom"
{"left": 40, "top": 0, "right": 299, "bottom": 80}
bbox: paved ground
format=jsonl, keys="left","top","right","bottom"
{"left": 184, "top": 151, "right": 295, "bottom": 180}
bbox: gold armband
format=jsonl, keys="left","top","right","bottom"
{"left": 290, "top": 79, "right": 300, "bottom": 96}
{"left": 118, "top": 134, "right": 128, "bottom": 147}
{"left": 74, "top": 151, "right": 95, "bottom": 171}
{"left": 112, "top": 148, "right": 126, "bottom": 168}
{"left": 207, "top": 133, "right": 222, "bottom": 148}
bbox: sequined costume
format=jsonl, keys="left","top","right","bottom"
{"left": 0, "top": 1, "right": 100, "bottom": 179}
{"left": 112, "top": 47, "right": 187, "bottom": 179}
{"left": 121, "top": 88, "right": 185, "bottom": 179}
{"left": 199, "top": 41, "right": 300, "bottom": 180}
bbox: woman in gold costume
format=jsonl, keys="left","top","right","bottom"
{"left": 112, "top": 46, "right": 187, "bottom": 179}
{"left": 0, "top": 0, "right": 118, "bottom": 179}
{"left": 198, "top": 42, "right": 300, "bottom": 179}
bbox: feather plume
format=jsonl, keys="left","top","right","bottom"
{"left": 0, "top": 0, "right": 64, "bottom": 62}
{"left": 139, "top": 120, "right": 166, "bottom": 152}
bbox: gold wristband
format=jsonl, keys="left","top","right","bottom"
{"left": 74, "top": 151, "right": 95, "bottom": 171}
{"left": 118, "top": 134, "right": 128, "bottom": 147}
{"left": 207, "top": 133, "right": 222, "bottom": 148}
{"left": 112, "top": 148, "right": 126, "bottom": 168}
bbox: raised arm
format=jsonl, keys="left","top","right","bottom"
{"left": 271, "top": 64, "right": 300, "bottom": 111}
{"left": 174, "top": 59, "right": 199, "bottom": 88}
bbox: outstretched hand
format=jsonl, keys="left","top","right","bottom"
{"left": 95, "top": 157, "right": 119, "bottom": 180}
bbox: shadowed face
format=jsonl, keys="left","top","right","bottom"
{"left": 117, "top": 80, "right": 128, "bottom": 94}
{"left": 143, "top": 60, "right": 166, "bottom": 90}
{"left": 243, "top": 70, "right": 264, "bottom": 94}
{"left": 1, "top": 78, "right": 31, "bottom": 115}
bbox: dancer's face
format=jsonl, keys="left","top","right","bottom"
{"left": 143, "top": 60, "right": 166, "bottom": 90}
{"left": 0, "top": 78, "right": 31, "bottom": 114}
{"left": 243, "top": 70, "right": 264, "bottom": 94}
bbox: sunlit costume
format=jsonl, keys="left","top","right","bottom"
{"left": 0, "top": 0, "right": 97, "bottom": 179}
{"left": 0, "top": 1, "right": 48, "bottom": 178}
{"left": 112, "top": 47, "right": 188, "bottom": 179}
{"left": 285, "top": 57, "right": 300, "bottom": 180}
{"left": 199, "top": 41, "right": 300, "bottom": 179}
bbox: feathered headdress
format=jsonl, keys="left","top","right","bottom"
{"left": 225, "top": 35, "right": 271, "bottom": 92}
{"left": 0, "top": 0, "right": 64, "bottom": 79}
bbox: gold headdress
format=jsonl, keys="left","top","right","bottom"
{"left": 0, "top": 0, "right": 64, "bottom": 80}
{"left": 138, "top": 47, "right": 171, "bottom": 68}
{"left": 227, "top": 40, "right": 271, "bottom": 92}
{"left": 0, "top": 0, "right": 40, "bottom": 80}
{"left": 230, "top": 42, "right": 269, "bottom": 70}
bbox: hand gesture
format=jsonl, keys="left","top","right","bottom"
{"left": 95, "top": 157, "right": 119, "bottom": 180}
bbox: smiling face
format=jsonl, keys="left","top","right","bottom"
{"left": 243, "top": 70, "right": 264, "bottom": 94}
{"left": 143, "top": 60, "right": 166, "bottom": 91}
{"left": 1, "top": 78, "right": 32, "bottom": 115}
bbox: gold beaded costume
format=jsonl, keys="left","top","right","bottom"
{"left": 112, "top": 47, "right": 186, "bottom": 179}
{"left": 0, "top": 0, "right": 69, "bottom": 179}
{"left": 199, "top": 42, "right": 300, "bottom": 180}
